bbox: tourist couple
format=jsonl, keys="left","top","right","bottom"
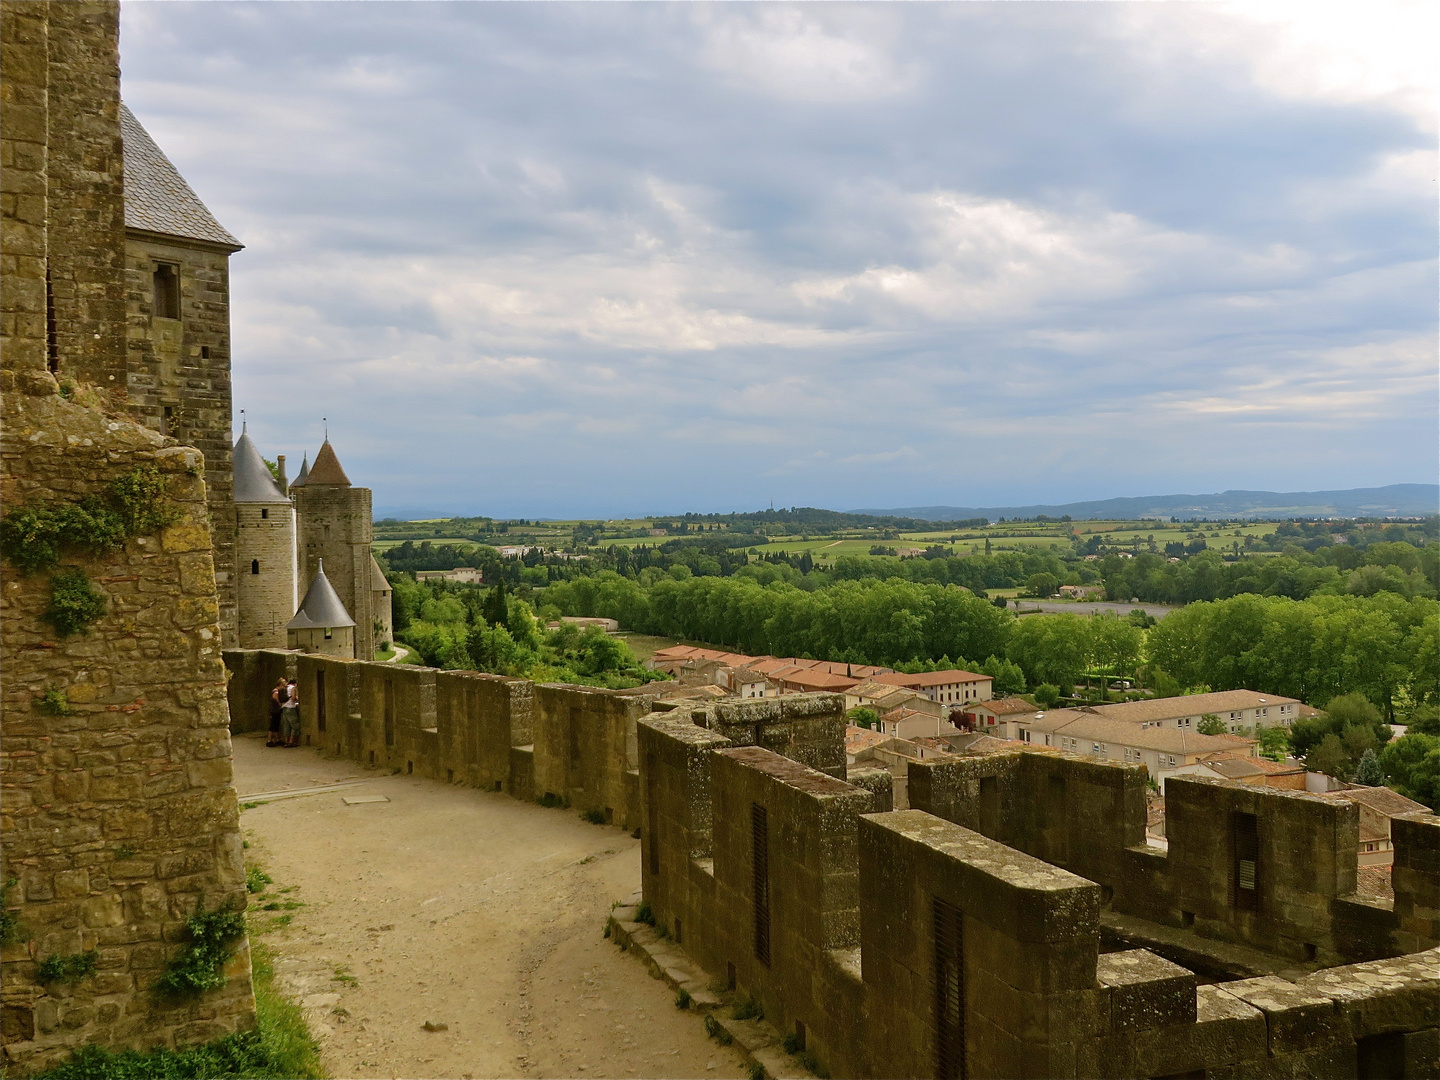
{"left": 267, "top": 678, "right": 300, "bottom": 748}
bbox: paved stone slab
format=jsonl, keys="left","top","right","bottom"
{"left": 342, "top": 794, "right": 390, "bottom": 805}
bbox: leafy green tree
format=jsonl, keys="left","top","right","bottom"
{"left": 1026, "top": 572, "right": 1059, "bottom": 598}
{"left": 1089, "top": 613, "right": 1143, "bottom": 680}
{"left": 1256, "top": 725, "right": 1290, "bottom": 761}
{"left": 847, "top": 707, "right": 880, "bottom": 730}
{"left": 482, "top": 581, "right": 509, "bottom": 627}
{"left": 1007, "top": 614, "right": 1091, "bottom": 689}
{"left": 1196, "top": 713, "right": 1227, "bottom": 736}
{"left": 1380, "top": 733, "right": 1440, "bottom": 809}
{"left": 1033, "top": 684, "right": 1060, "bottom": 709}
{"left": 1352, "top": 748, "right": 1384, "bottom": 786}
{"left": 1306, "top": 734, "right": 1350, "bottom": 779}
{"left": 979, "top": 655, "right": 1026, "bottom": 697}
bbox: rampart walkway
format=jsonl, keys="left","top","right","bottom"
{"left": 233, "top": 733, "right": 749, "bottom": 1079}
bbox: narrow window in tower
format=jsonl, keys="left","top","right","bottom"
{"left": 261, "top": 508, "right": 268, "bottom": 519}
{"left": 46, "top": 265, "right": 59, "bottom": 373}
{"left": 152, "top": 263, "right": 180, "bottom": 319}
{"left": 251, "top": 560, "right": 259, "bottom": 575}
{"left": 752, "top": 803, "right": 771, "bottom": 967}
{"left": 161, "top": 406, "right": 173, "bottom": 436}
{"left": 200, "top": 345, "right": 210, "bottom": 359}
{"left": 1233, "top": 811, "right": 1260, "bottom": 912}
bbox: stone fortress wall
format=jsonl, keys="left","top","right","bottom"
{"left": 1, "top": 2, "right": 255, "bottom": 1072}
{"left": 223, "top": 647, "right": 1439, "bottom": 1079}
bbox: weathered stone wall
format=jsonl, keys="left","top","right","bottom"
{"left": 222, "top": 648, "right": 294, "bottom": 735}
{"left": 632, "top": 720, "right": 1440, "bottom": 1079}
{"left": 0, "top": 398, "right": 254, "bottom": 1073}
{"left": 124, "top": 235, "right": 236, "bottom": 644}
{"left": 36, "top": 0, "right": 127, "bottom": 391}
{"left": 1, "top": 7, "right": 254, "bottom": 1070}
{"left": 906, "top": 750, "right": 1434, "bottom": 968}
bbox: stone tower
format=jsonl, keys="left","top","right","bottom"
{"left": 232, "top": 426, "right": 296, "bottom": 648}
{"left": 119, "top": 105, "right": 244, "bottom": 645}
{"left": 293, "top": 440, "right": 374, "bottom": 659}
{"left": 286, "top": 559, "right": 356, "bottom": 657}
{"left": 1, "top": 2, "right": 255, "bottom": 1068}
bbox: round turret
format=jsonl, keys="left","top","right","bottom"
{"left": 233, "top": 426, "right": 296, "bottom": 648}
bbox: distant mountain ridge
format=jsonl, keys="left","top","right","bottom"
{"left": 852, "top": 484, "right": 1439, "bottom": 522}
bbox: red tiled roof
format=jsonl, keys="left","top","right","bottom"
{"left": 872, "top": 670, "right": 989, "bottom": 689}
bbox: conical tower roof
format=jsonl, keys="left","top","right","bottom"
{"left": 289, "top": 453, "right": 310, "bottom": 489}
{"left": 370, "top": 555, "right": 391, "bottom": 592}
{"left": 304, "top": 439, "right": 351, "bottom": 486}
{"left": 286, "top": 560, "right": 356, "bottom": 630}
{"left": 233, "top": 426, "right": 288, "bottom": 503}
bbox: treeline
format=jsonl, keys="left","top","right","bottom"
{"left": 1148, "top": 592, "right": 1437, "bottom": 720}
{"left": 1099, "top": 542, "right": 1438, "bottom": 606}
{"left": 544, "top": 571, "right": 1439, "bottom": 720}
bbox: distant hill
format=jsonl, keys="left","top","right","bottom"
{"left": 853, "top": 484, "right": 1439, "bottom": 522}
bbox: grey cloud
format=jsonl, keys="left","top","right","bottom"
{"left": 119, "top": 1, "right": 1436, "bottom": 518}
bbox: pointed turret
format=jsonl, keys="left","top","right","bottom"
{"left": 233, "top": 426, "right": 288, "bottom": 502}
{"left": 289, "top": 453, "right": 310, "bottom": 489}
{"left": 304, "top": 439, "right": 351, "bottom": 486}
{"left": 287, "top": 560, "right": 356, "bottom": 631}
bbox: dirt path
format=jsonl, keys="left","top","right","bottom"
{"left": 233, "top": 733, "right": 749, "bottom": 1079}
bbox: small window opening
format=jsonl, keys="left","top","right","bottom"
{"left": 369, "top": 750, "right": 376, "bottom": 765}
{"left": 45, "top": 264, "right": 59, "bottom": 372}
{"left": 407, "top": 761, "right": 413, "bottom": 775}
{"left": 162, "top": 405, "right": 173, "bottom": 435}
{"left": 261, "top": 508, "right": 269, "bottom": 519}
{"left": 251, "top": 560, "right": 260, "bottom": 575}
{"left": 494, "top": 780, "right": 503, "bottom": 792}
{"left": 1303, "top": 943, "right": 1317, "bottom": 962}
{"left": 793, "top": 1021, "right": 806, "bottom": 1052}
{"left": 200, "top": 345, "right": 210, "bottom": 359}
{"left": 152, "top": 262, "right": 180, "bottom": 319}
{"left": 673, "top": 917, "right": 683, "bottom": 944}
{"left": 1233, "top": 811, "right": 1260, "bottom": 912}
{"left": 323, "top": 627, "right": 333, "bottom": 640}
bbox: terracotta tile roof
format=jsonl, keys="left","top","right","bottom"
{"left": 968, "top": 696, "right": 1038, "bottom": 717}
{"left": 1022, "top": 710, "right": 1256, "bottom": 757}
{"left": 779, "top": 670, "right": 861, "bottom": 691}
{"left": 1083, "top": 690, "right": 1301, "bottom": 725}
{"left": 1249, "top": 757, "right": 1305, "bottom": 775}
{"left": 1329, "top": 786, "right": 1430, "bottom": 818}
{"left": 871, "top": 669, "right": 989, "bottom": 689}
{"left": 304, "top": 440, "right": 352, "bottom": 486}
{"left": 1354, "top": 865, "right": 1393, "bottom": 902}
{"left": 844, "top": 726, "right": 891, "bottom": 754}
{"left": 121, "top": 103, "right": 242, "bottom": 250}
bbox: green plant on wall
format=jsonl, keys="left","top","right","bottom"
{"left": 0, "top": 465, "right": 179, "bottom": 638}
{"left": 37, "top": 950, "right": 99, "bottom": 985}
{"left": 34, "top": 687, "right": 76, "bottom": 717}
{"left": 154, "top": 902, "right": 246, "bottom": 998}
{"left": 44, "top": 568, "right": 108, "bottom": 636}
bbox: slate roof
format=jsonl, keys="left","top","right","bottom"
{"left": 304, "top": 440, "right": 352, "bottom": 486}
{"left": 289, "top": 454, "right": 310, "bottom": 489}
{"left": 287, "top": 561, "right": 356, "bottom": 630}
{"left": 232, "top": 428, "right": 288, "bottom": 503}
{"left": 120, "top": 103, "right": 242, "bottom": 251}
{"left": 370, "top": 556, "right": 391, "bottom": 593}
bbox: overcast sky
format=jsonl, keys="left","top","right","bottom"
{"left": 120, "top": 2, "right": 1437, "bottom": 519}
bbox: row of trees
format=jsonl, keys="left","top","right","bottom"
{"left": 1098, "top": 541, "right": 1438, "bottom": 606}
{"left": 1146, "top": 591, "right": 1437, "bottom": 720}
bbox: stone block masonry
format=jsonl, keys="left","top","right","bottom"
{"left": 1, "top": 3, "right": 255, "bottom": 1071}
{"left": 1, "top": 389, "right": 255, "bottom": 1073}
{"left": 221, "top": 640, "right": 1440, "bottom": 1077}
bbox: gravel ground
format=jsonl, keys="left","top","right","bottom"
{"left": 233, "top": 733, "right": 749, "bottom": 1079}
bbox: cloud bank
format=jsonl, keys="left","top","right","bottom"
{"left": 118, "top": 1, "right": 1437, "bottom": 518}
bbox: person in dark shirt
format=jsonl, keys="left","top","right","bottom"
{"left": 267, "top": 679, "right": 286, "bottom": 747}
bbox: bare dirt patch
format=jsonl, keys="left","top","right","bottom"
{"left": 234, "top": 733, "right": 748, "bottom": 1079}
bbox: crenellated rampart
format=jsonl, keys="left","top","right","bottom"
{"left": 221, "top": 648, "right": 1439, "bottom": 1078}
